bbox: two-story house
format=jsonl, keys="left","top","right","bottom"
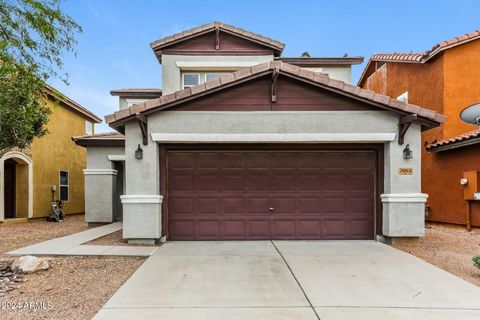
{"left": 74, "top": 22, "right": 444, "bottom": 244}
{"left": 1, "top": 85, "right": 101, "bottom": 222}
{"left": 358, "top": 29, "right": 480, "bottom": 228}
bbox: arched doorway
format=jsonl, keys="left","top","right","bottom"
{"left": 0, "top": 151, "right": 33, "bottom": 220}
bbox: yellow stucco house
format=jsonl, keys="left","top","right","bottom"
{"left": 0, "top": 85, "right": 101, "bottom": 222}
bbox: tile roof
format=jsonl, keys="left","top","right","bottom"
{"left": 358, "top": 29, "right": 480, "bottom": 86}
{"left": 110, "top": 88, "right": 162, "bottom": 96}
{"left": 150, "top": 21, "right": 284, "bottom": 54}
{"left": 72, "top": 132, "right": 125, "bottom": 147}
{"left": 44, "top": 84, "right": 101, "bottom": 123}
{"left": 105, "top": 61, "right": 445, "bottom": 127}
{"left": 277, "top": 56, "right": 364, "bottom": 66}
{"left": 425, "top": 129, "right": 480, "bottom": 152}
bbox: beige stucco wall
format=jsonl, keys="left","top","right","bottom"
{"left": 304, "top": 66, "right": 352, "bottom": 84}
{"left": 161, "top": 54, "right": 274, "bottom": 94}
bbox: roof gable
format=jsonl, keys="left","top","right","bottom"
{"left": 150, "top": 22, "right": 284, "bottom": 62}
{"left": 105, "top": 61, "right": 444, "bottom": 129}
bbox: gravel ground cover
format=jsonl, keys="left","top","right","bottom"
{"left": 393, "top": 222, "right": 480, "bottom": 286}
{"left": 0, "top": 215, "right": 145, "bottom": 320}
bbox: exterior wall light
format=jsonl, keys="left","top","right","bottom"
{"left": 403, "top": 144, "right": 413, "bottom": 159}
{"left": 135, "top": 144, "right": 143, "bottom": 160}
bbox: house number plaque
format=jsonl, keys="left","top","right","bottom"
{"left": 398, "top": 168, "right": 413, "bottom": 175}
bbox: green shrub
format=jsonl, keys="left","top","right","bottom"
{"left": 473, "top": 256, "right": 480, "bottom": 269}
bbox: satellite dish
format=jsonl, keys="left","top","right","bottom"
{"left": 460, "top": 103, "right": 480, "bottom": 127}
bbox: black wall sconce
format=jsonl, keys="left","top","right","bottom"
{"left": 403, "top": 144, "right": 413, "bottom": 159}
{"left": 135, "top": 144, "right": 143, "bottom": 160}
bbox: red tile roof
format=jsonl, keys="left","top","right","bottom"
{"left": 358, "top": 29, "right": 480, "bottom": 86}
{"left": 150, "top": 21, "right": 284, "bottom": 56}
{"left": 425, "top": 129, "right": 480, "bottom": 152}
{"left": 105, "top": 61, "right": 444, "bottom": 128}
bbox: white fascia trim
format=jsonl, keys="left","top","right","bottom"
{"left": 176, "top": 61, "right": 260, "bottom": 70}
{"left": 107, "top": 155, "right": 126, "bottom": 161}
{"left": 121, "top": 195, "right": 163, "bottom": 204}
{"left": 151, "top": 133, "right": 396, "bottom": 143}
{"left": 381, "top": 193, "right": 428, "bottom": 203}
{"left": 83, "top": 169, "right": 118, "bottom": 175}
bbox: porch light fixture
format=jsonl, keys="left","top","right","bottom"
{"left": 135, "top": 144, "right": 143, "bottom": 160}
{"left": 403, "top": 144, "right": 413, "bottom": 159}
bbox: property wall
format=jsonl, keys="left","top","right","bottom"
{"left": 30, "top": 98, "right": 91, "bottom": 217}
{"left": 162, "top": 54, "right": 274, "bottom": 94}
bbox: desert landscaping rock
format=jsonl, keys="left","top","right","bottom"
{"left": 0, "top": 214, "right": 146, "bottom": 320}
{"left": 12, "top": 255, "right": 50, "bottom": 274}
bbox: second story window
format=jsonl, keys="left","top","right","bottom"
{"left": 183, "top": 73, "right": 200, "bottom": 89}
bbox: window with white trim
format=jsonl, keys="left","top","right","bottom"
{"left": 182, "top": 73, "right": 200, "bottom": 88}
{"left": 59, "top": 171, "right": 69, "bottom": 202}
{"left": 86, "top": 121, "right": 93, "bottom": 135}
{"left": 397, "top": 91, "right": 408, "bottom": 103}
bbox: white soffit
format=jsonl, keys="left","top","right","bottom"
{"left": 150, "top": 133, "right": 397, "bottom": 143}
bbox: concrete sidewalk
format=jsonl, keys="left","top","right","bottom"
{"left": 8, "top": 222, "right": 158, "bottom": 257}
{"left": 94, "top": 241, "right": 480, "bottom": 320}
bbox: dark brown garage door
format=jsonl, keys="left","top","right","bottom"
{"left": 166, "top": 148, "right": 376, "bottom": 240}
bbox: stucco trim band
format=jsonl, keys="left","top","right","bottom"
{"left": 120, "top": 195, "right": 163, "bottom": 204}
{"left": 381, "top": 193, "right": 428, "bottom": 203}
{"left": 83, "top": 169, "right": 118, "bottom": 175}
{"left": 150, "top": 133, "right": 397, "bottom": 143}
{"left": 107, "top": 155, "right": 126, "bottom": 161}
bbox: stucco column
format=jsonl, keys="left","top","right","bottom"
{"left": 83, "top": 169, "right": 117, "bottom": 223}
{"left": 122, "top": 122, "right": 162, "bottom": 244}
{"left": 382, "top": 123, "right": 427, "bottom": 237}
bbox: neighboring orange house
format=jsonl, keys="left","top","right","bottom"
{"left": 358, "top": 29, "right": 480, "bottom": 227}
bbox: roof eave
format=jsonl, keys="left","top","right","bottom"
{"left": 426, "top": 136, "right": 480, "bottom": 153}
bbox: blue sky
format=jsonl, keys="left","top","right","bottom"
{"left": 49, "top": 0, "right": 480, "bottom": 132}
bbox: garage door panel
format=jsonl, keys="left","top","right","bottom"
{"left": 349, "top": 219, "right": 373, "bottom": 236}
{"left": 271, "top": 220, "right": 296, "bottom": 237}
{"left": 246, "top": 197, "right": 270, "bottom": 214}
{"left": 196, "top": 220, "right": 220, "bottom": 238}
{"left": 223, "top": 174, "right": 246, "bottom": 191}
{"left": 297, "top": 220, "right": 322, "bottom": 236}
{"left": 169, "top": 197, "right": 194, "bottom": 215}
{"left": 246, "top": 220, "right": 270, "bottom": 237}
{"left": 323, "top": 196, "right": 347, "bottom": 213}
{"left": 297, "top": 175, "right": 319, "bottom": 191}
{"left": 323, "top": 219, "right": 347, "bottom": 237}
{"left": 297, "top": 197, "right": 321, "bottom": 213}
{"left": 270, "top": 174, "right": 297, "bottom": 191}
{"left": 271, "top": 197, "right": 296, "bottom": 213}
{"left": 195, "top": 197, "right": 219, "bottom": 214}
{"left": 170, "top": 175, "right": 194, "bottom": 192}
{"left": 167, "top": 148, "right": 376, "bottom": 240}
{"left": 195, "top": 174, "right": 220, "bottom": 192}
{"left": 247, "top": 153, "right": 270, "bottom": 169}
{"left": 221, "top": 221, "right": 245, "bottom": 237}
{"left": 195, "top": 153, "right": 221, "bottom": 169}
{"left": 223, "top": 197, "right": 245, "bottom": 214}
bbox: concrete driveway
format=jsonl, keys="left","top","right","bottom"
{"left": 94, "top": 241, "right": 480, "bottom": 320}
